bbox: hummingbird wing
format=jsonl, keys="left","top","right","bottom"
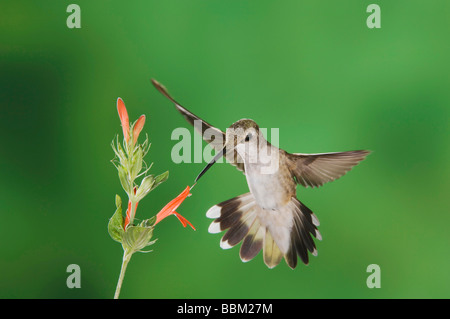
{"left": 287, "top": 150, "right": 370, "bottom": 188}
{"left": 151, "top": 79, "right": 245, "bottom": 172}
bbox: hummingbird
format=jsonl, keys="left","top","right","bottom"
{"left": 151, "top": 79, "right": 370, "bottom": 269}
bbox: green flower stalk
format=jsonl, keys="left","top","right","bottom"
{"left": 108, "top": 98, "right": 195, "bottom": 299}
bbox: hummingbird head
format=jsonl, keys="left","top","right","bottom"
{"left": 195, "top": 119, "right": 263, "bottom": 182}
{"left": 226, "top": 119, "right": 259, "bottom": 147}
{"left": 226, "top": 119, "right": 261, "bottom": 162}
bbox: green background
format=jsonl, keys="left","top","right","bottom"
{"left": 1, "top": 0, "right": 449, "bottom": 299}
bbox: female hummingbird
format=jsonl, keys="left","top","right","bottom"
{"left": 151, "top": 79, "right": 370, "bottom": 269}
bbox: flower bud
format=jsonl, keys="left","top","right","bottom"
{"left": 132, "top": 115, "right": 146, "bottom": 146}
{"left": 117, "top": 98, "right": 130, "bottom": 143}
{"left": 135, "top": 175, "right": 155, "bottom": 201}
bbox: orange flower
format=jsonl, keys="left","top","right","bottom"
{"left": 117, "top": 98, "right": 130, "bottom": 143}
{"left": 155, "top": 186, "right": 195, "bottom": 230}
{"left": 117, "top": 97, "right": 145, "bottom": 146}
{"left": 124, "top": 188, "right": 138, "bottom": 230}
{"left": 133, "top": 115, "right": 146, "bottom": 146}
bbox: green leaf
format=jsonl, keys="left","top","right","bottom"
{"left": 152, "top": 171, "right": 169, "bottom": 191}
{"left": 108, "top": 195, "right": 124, "bottom": 243}
{"left": 138, "top": 238, "right": 158, "bottom": 253}
{"left": 135, "top": 175, "right": 155, "bottom": 201}
{"left": 122, "top": 225, "right": 154, "bottom": 253}
{"left": 130, "top": 147, "right": 143, "bottom": 181}
{"left": 115, "top": 194, "right": 122, "bottom": 208}
{"left": 113, "top": 137, "right": 128, "bottom": 167}
{"left": 118, "top": 165, "right": 131, "bottom": 194}
{"left": 141, "top": 135, "right": 151, "bottom": 156}
{"left": 111, "top": 137, "right": 121, "bottom": 160}
{"left": 118, "top": 141, "right": 130, "bottom": 167}
{"left": 140, "top": 216, "right": 156, "bottom": 228}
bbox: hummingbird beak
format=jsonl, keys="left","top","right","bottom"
{"left": 195, "top": 143, "right": 234, "bottom": 183}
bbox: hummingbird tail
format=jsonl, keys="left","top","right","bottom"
{"left": 206, "top": 193, "right": 321, "bottom": 269}
{"left": 283, "top": 198, "right": 321, "bottom": 269}
{"left": 207, "top": 193, "right": 263, "bottom": 261}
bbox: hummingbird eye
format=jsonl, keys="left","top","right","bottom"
{"left": 245, "top": 133, "right": 252, "bottom": 142}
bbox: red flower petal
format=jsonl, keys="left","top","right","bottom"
{"left": 132, "top": 115, "right": 146, "bottom": 145}
{"left": 117, "top": 97, "right": 130, "bottom": 143}
{"left": 124, "top": 200, "right": 132, "bottom": 229}
{"left": 154, "top": 186, "right": 194, "bottom": 229}
{"left": 173, "top": 212, "right": 196, "bottom": 230}
{"left": 124, "top": 187, "right": 138, "bottom": 229}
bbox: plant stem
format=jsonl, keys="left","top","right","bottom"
{"left": 114, "top": 250, "right": 132, "bottom": 299}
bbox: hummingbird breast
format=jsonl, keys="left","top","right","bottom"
{"left": 244, "top": 152, "right": 296, "bottom": 210}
